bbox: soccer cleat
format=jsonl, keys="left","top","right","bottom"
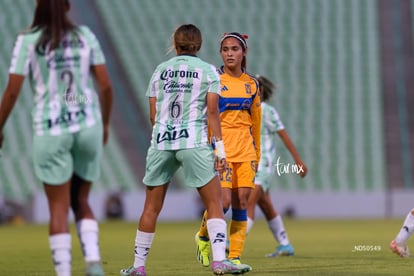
{"left": 119, "top": 266, "right": 146, "bottom": 276}
{"left": 230, "top": 258, "right": 241, "bottom": 265}
{"left": 390, "top": 240, "right": 410, "bottom": 258}
{"left": 86, "top": 262, "right": 104, "bottom": 276}
{"left": 212, "top": 259, "right": 252, "bottom": 275}
{"left": 265, "top": 244, "right": 295, "bottom": 257}
{"left": 230, "top": 258, "right": 252, "bottom": 273}
{"left": 195, "top": 231, "right": 211, "bottom": 266}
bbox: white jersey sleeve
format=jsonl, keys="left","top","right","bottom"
{"left": 80, "top": 26, "right": 106, "bottom": 66}
{"left": 263, "top": 103, "right": 284, "bottom": 132}
{"left": 9, "top": 33, "right": 32, "bottom": 76}
{"left": 259, "top": 102, "right": 285, "bottom": 172}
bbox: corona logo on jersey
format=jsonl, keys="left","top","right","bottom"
{"left": 160, "top": 69, "right": 199, "bottom": 94}
{"left": 160, "top": 69, "right": 199, "bottom": 80}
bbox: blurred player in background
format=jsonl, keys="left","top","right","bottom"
{"left": 195, "top": 32, "right": 261, "bottom": 272}
{"left": 246, "top": 75, "right": 307, "bottom": 257}
{"left": 119, "top": 24, "right": 250, "bottom": 276}
{"left": 390, "top": 209, "right": 414, "bottom": 257}
{"left": 0, "top": 0, "right": 112, "bottom": 275}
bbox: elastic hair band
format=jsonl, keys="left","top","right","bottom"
{"left": 220, "top": 33, "right": 248, "bottom": 49}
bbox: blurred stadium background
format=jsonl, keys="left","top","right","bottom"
{"left": 0, "top": 0, "right": 413, "bottom": 223}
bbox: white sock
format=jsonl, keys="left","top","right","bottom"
{"left": 133, "top": 230, "right": 155, "bottom": 268}
{"left": 268, "top": 215, "right": 289, "bottom": 246}
{"left": 207, "top": 218, "right": 227, "bottom": 262}
{"left": 246, "top": 217, "right": 254, "bottom": 234}
{"left": 396, "top": 210, "right": 414, "bottom": 244}
{"left": 76, "top": 219, "right": 101, "bottom": 263}
{"left": 49, "top": 233, "right": 71, "bottom": 276}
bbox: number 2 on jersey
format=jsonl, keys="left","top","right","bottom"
{"left": 61, "top": 70, "right": 74, "bottom": 98}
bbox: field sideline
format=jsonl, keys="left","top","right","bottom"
{"left": 0, "top": 219, "right": 412, "bottom": 275}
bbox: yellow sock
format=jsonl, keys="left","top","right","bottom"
{"left": 228, "top": 219, "right": 247, "bottom": 259}
{"left": 199, "top": 210, "right": 209, "bottom": 238}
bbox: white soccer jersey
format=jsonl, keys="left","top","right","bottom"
{"left": 9, "top": 25, "right": 105, "bottom": 136}
{"left": 258, "top": 102, "right": 285, "bottom": 173}
{"left": 146, "top": 55, "right": 220, "bottom": 150}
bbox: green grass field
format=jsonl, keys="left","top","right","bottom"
{"left": 0, "top": 219, "right": 413, "bottom": 275}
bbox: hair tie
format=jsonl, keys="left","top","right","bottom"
{"left": 220, "top": 32, "right": 248, "bottom": 49}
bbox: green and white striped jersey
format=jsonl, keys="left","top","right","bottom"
{"left": 146, "top": 55, "right": 220, "bottom": 150}
{"left": 9, "top": 25, "right": 105, "bottom": 136}
{"left": 259, "top": 102, "right": 285, "bottom": 173}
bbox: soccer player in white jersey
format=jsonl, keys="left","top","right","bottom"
{"left": 390, "top": 209, "right": 414, "bottom": 257}
{"left": 119, "top": 24, "right": 250, "bottom": 276}
{"left": 0, "top": 1, "right": 112, "bottom": 275}
{"left": 246, "top": 75, "right": 308, "bottom": 257}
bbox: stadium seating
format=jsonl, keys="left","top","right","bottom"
{"left": 0, "top": 0, "right": 139, "bottom": 204}
{"left": 94, "top": 0, "right": 385, "bottom": 193}
{"left": 0, "top": 0, "right": 390, "bottom": 207}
